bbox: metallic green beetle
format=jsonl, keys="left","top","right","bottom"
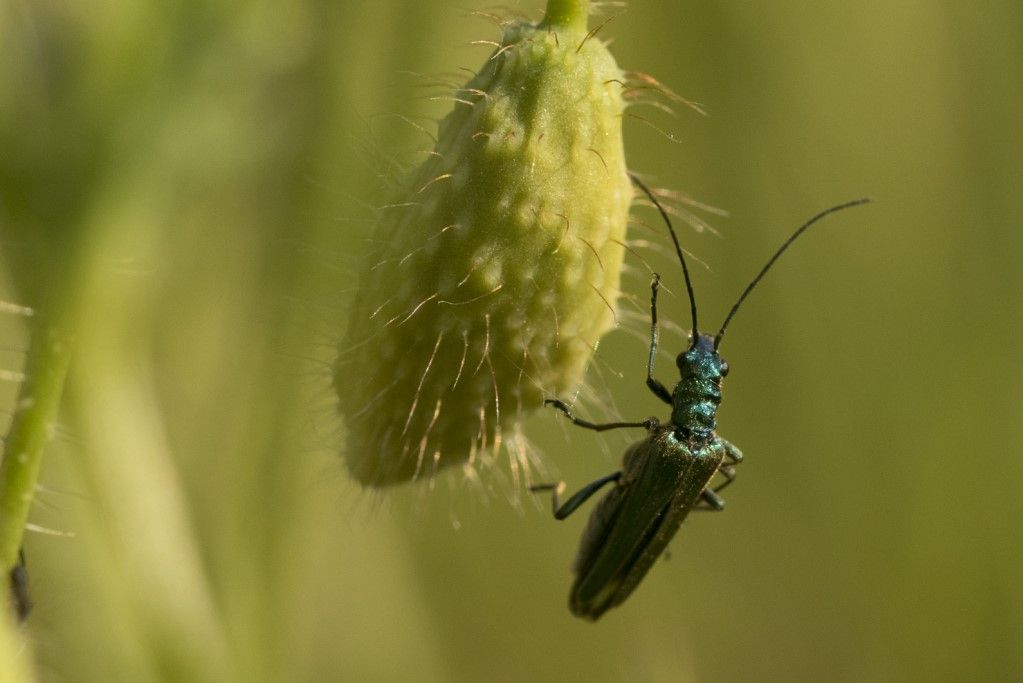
{"left": 534, "top": 177, "right": 869, "bottom": 620}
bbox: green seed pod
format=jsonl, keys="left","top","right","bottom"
{"left": 337, "top": 1, "right": 632, "bottom": 487}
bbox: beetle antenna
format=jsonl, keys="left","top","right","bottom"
{"left": 715, "top": 198, "right": 871, "bottom": 349}
{"left": 629, "top": 173, "right": 699, "bottom": 347}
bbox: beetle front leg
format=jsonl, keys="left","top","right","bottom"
{"left": 645, "top": 274, "right": 673, "bottom": 405}
{"left": 530, "top": 471, "right": 622, "bottom": 520}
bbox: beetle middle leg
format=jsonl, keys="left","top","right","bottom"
{"left": 695, "top": 440, "right": 744, "bottom": 511}
{"left": 530, "top": 471, "right": 621, "bottom": 520}
{"left": 695, "top": 465, "right": 738, "bottom": 511}
{"left": 545, "top": 399, "right": 656, "bottom": 432}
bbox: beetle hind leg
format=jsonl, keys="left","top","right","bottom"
{"left": 695, "top": 463, "right": 738, "bottom": 511}
{"left": 696, "top": 488, "right": 726, "bottom": 511}
{"left": 530, "top": 471, "right": 621, "bottom": 520}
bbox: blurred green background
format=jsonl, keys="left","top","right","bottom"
{"left": 0, "top": 1, "right": 1019, "bottom": 681}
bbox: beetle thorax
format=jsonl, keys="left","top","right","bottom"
{"left": 670, "top": 333, "right": 727, "bottom": 442}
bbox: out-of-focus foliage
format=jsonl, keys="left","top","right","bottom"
{"left": 0, "top": 1, "right": 1018, "bottom": 681}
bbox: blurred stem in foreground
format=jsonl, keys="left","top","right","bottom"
{"left": 0, "top": 606, "right": 35, "bottom": 683}
{"left": 0, "top": 307, "right": 72, "bottom": 597}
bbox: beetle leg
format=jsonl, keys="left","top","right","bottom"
{"left": 712, "top": 464, "right": 737, "bottom": 493}
{"left": 545, "top": 399, "right": 656, "bottom": 432}
{"left": 695, "top": 488, "right": 726, "bottom": 511}
{"left": 530, "top": 471, "right": 622, "bottom": 520}
{"left": 692, "top": 438, "right": 743, "bottom": 513}
{"left": 646, "top": 274, "right": 673, "bottom": 405}
{"left": 720, "top": 438, "right": 744, "bottom": 465}
{"left": 693, "top": 460, "right": 740, "bottom": 512}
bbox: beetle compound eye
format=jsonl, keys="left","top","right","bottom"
{"left": 336, "top": 1, "right": 635, "bottom": 487}
{"left": 719, "top": 361, "right": 729, "bottom": 377}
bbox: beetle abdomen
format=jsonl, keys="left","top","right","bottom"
{"left": 568, "top": 430, "right": 725, "bottom": 619}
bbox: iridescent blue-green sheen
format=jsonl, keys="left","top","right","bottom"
{"left": 566, "top": 332, "right": 739, "bottom": 620}
{"left": 670, "top": 334, "right": 727, "bottom": 441}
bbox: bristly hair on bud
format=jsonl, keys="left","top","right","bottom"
{"left": 335, "top": 0, "right": 651, "bottom": 490}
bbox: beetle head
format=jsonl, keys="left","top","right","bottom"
{"left": 677, "top": 333, "right": 729, "bottom": 381}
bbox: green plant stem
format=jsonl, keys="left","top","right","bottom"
{"left": 542, "top": 0, "right": 590, "bottom": 32}
{"left": 0, "top": 312, "right": 72, "bottom": 569}
{"left": 0, "top": 608, "right": 35, "bottom": 682}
